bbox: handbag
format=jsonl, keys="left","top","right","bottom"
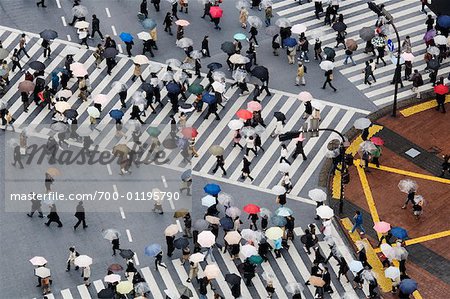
{"left": 329, "top": 74, "right": 334, "bottom": 80}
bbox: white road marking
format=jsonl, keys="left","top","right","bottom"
{"left": 112, "top": 184, "right": 118, "bottom": 193}
{"left": 56, "top": 0, "right": 61, "bottom": 9}
{"left": 105, "top": 8, "right": 111, "bottom": 18}
{"left": 133, "top": 253, "right": 140, "bottom": 266}
{"left": 111, "top": 25, "right": 117, "bottom": 36}
{"left": 176, "top": 219, "right": 183, "bottom": 232}
{"left": 106, "top": 164, "right": 112, "bottom": 175}
{"left": 119, "top": 206, "right": 126, "bottom": 219}
{"left": 66, "top": 35, "right": 71, "bottom": 41}
{"left": 117, "top": 44, "right": 123, "bottom": 54}
{"left": 161, "top": 175, "right": 168, "bottom": 188}
{"left": 126, "top": 229, "right": 133, "bottom": 242}
{"left": 169, "top": 197, "right": 175, "bottom": 210}
{"left": 61, "top": 16, "right": 67, "bottom": 27}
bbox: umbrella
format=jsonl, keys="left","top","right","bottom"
{"left": 221, "top": 41, "right": 236, "bottom": 55}
{"left": 119, "top": 249, "right": 134, "bottom": 259}
{"left": 35, "top": 267, "right": 51, "bottom": 278}
{"left": 179, "top": 102, "right": 195, "bottom": 113}
{"left": 326, "top": 150, "right": 339, "bottom": 160}
{"left": 59, "top": 89, "right": 73, "bottom": 98}
{"left": 359, "top": 27, "right": 375, "bottom": 41}
{"left": 437, "top": 15, "right": 450, "bottom": 28}
{"left": 225, "top": 206, "right": 241, "bottom": 218}
{"left": 345, "top": 39, "right": 358, "bottom": 51}
{"left": 241, "top": 244, "right": 258, "bottom": 258}
{"left": 144, "top": 243, "right": 162, "bottom": 257}
{"left": 400, "top": 279, "right": 418, "bottom": 295}
{"left": 236, "top": 0, "right": 250, "bottom": 9}
{"left": 210, "top": 6, "right": 223, "bottom": 18}
{"left": 181, "top": 127, "right": 198, "bottom": 138}
{"left": 434, "top": 84, "right": 449, "bottom": 95}
{"left": 102, "top": 228, "right": 121, "bottom": 240}
{"left": 385, "top": 267, "right": 400, "bottom": 279}
{"left": 332, "top": 22, "right": 347, "bottom": 32}
{"left": 50, "top": 122, "right": 68, "bottom": 133}
{"left": 142, "top": 19, "right": 157, "bottom": 30}
{"left": 188, "top": 83, "right": 204, "bottom": 94}
{"left": 426, "top": 59, "right": 440, "bottom": 71}
{"left": 0, "top": 48, "right": 9, "bottom": 60}
{"left": 98, "top": 288, "right": 115, "bottom": 298}
{"left": 103, "top": 47, "right": 119, "bottom": 58}
{"left": 104, "top": 274, "right": 121, "bottom": 283}
{"left": 359, "top": 140, "right": 377, "bottom": 154}
{"left": 240, "top": 229, "right": 260, "bottom": 241}
{"left": 202, "top": 93, "right": 216, "bottom": 104}
{"left": 133, "top": 55, "right": 150, "bottom": 65}
{"left": 174, "top": 208, "right": 189, "bottom": 219}
{"left": 233, "top": 33, "right": 247, "bottom": 41}
{"left": 285, "top": 282, "right": 304, "bottom": 294}
{"left": 209, "top": 145, "right": 224, "bottom": 156}
{"left": 251, "top": 66, "right": 269, "bottom": 81}
{"left": 40, "top": 29, "right": 58, "bottom": 40}
{"left": 291, "top": 24, "right": 307, "bottom": 34}
{"left": 371, "top": 36, "right": 386, "bottom": 47}
{"left": 72, "top": 5, "right": 88, "bottom": 17}
{"left": 141, "top": 83, "right": 154, "bottom": 93}
{"left": 391, "top": 227, "right": 408, "bottom": 239}
{"left": 198, "top": 231, "right": 215, "bottom": 247}
{"left": 166, "top": 82, "right": 181, "bottom": 94}
{"left": 243, "top": 204, "right": 260, "bottom": 214}
{"left": 93, "top": 94, "right": 109, "bottom": 105}
{"left": 370, "top": 137, "right": 384, "bottom": 146}
{"left": 219, "top": 217, "right": 234, "bottom": 230}
{"left": 218, "top": 192, "right": 233, "bottom": 206}
{"left": 424, "top": 29, "right": 436, "bottom": 42}
{"left": 165, "top": 224, "right": 179, "bottom": 237}
{"left": 18, "top": 80, "right": 35, "bottom": 93}
{"left": 228, "top": 119, "right": 244, "bottom": 130}
{"left": 176, "top": 37, "right": 194, "bottom": 48}
{"left": 175, "top": 19, "right": 190, "bottom": 26}
{"left": 176, "top": 285, "right": 193, "bottom": 297}
{"left": 74, "top": 255, "right": 92, "bottom": 267}
{"left": 248, "top": 16, "right": 263, "bottom": 28}
{"left": 137, "top": 31, "right": 152, "bottom": 40}
{"left": 308, "top": 188, "right": 327, "bottom": 202}
{"left": 204, "top": 183, "right": 221, "bottom": 195}
{"left": 433, "top": 35, "right": 447, "bottom": 45}
{"left": 180, "top": 169, "right": 191, "bottom": 182}
{"left": 400, "top": 52, "right": 415, "bottom": 62}
{"left": 70, "top": 62, "right": 87, "bottom": 77}
{"left": 107, "top": 264, "right": 124, "bottom": 273}
{"left": 87, "top": 106, "right": 100, "bottom": 118}
{"left": 174, "top": 237, "right": 189, "bottom": 249}
{"left": 229, "top": 54, "right": 250, "bottom": 64}
{"left": 249, "top": 255, "right": 264, "bottom": 264}
{"left": 189, "top": 50, "right": 203, "bottom": 60}
{"left": 109, "top": 109, "right": 124, "bottom": 120}
{"left": 117, "top": 281, "right": 133, "bottom": 294}
{"left": 265, "top": 25, "right": 279, "bottom": 36}
{"left": 316, "top": 205, "right": 334, "bottom": 219}
{"left": 261, "top": 0, "right": 274, "bottom": 9}
{"left": 323, "top": 46, "right": 336, "bottom": 59}
{"left": 427, "top": 46, "right": 440, "bottom": 56}
{"left": 193, "top": 219, "right": 209, "bottom": 231}
{"left": 373, "top": 221, "right": 391, "bottom": 234}
{"left": 119, "top": 32, "right": 133, "bottom": 43}
{"left": 274, "top": 111, "right": 286, "bottom": 121}
{"left": 240, "top": 126, "right": 255, "bottom": 137}
{"left": 278, "top": 162, "right": 291, "bottom": 173}
{"left": 393, "top": 246, "right": 409, "bottom": 261}
{"left": 204, "top": 264, "right": 220, "bottom": 279}
{"left": 247, "top": 101, "right": 262, "bottom": 112}
{"left": 202, "top": 195, "right": 217, "bottom": 207}
{"left": 74, "top": 21, "right": 90, "bottom": 29}
{"left": 189, "top": 252, "right": 205, "bottom": 263}
{"left": 113, "top": 144, "right": 131, "bottom": 155}
{"left": 46, "top": 168, "right": 61, "bottom": 178}
{"left": 224, "top": 231, "right": 241, "bottom": 244}
{"left": 271, "top": 215, "right": 287, "bottom": 227}
{"left": 298, "top": 91, "right": 313, "bottom": 102}
{"left": 135, "top": 282, "right": 151, "bottom": 294}
{"left": 205, "top": 215, "right": 220, "bottom": 224}
{"left": 262, "top": 271, "right": 276, "bottom": 282}
{"left": 275, "top": 18, "right": 292, "bottom": 28}
{"left": 283, "top": 37, "right": 297, "bottom": 47}
{"left": 29, "top": 61, "right": 45, "bottom": 71}
{"left": 213, "top": 71, "right": 226, "bottom": 82}
{"left": 272, "top": 185, "right": 286, "bottom": 195}
{"left": 225, "top": 273, "right": 241, "bottom": 285}
{"left": 207, "top": 62, "right": 223, "bottom": 71}
{"left": 30, "top": 256, "right": 48, "bottom": 266}
{"left": 349, "top": 260, "right": 363, "bottom": 273}
{"left": 353, "top": 117, "right": 371, "bottom": 130}
{"left": 319, "top": 60, "right": 334, "bottom": 71}
{"left": 212, "top": 81, "right": 225, "bottom": 93}
{"left": 380, "top": 243, "right": 396, "bottom": 260}
{"left": 275, "top": 207, "right": 293, "bottom": 217}
{"left": 266, "top": 227, "right": 283, "bottom": 240}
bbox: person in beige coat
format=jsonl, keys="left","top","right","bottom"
{"left": 239, "top": 8, "right": 249, "bottom": 29}
{"left": 82, "top": 266, "right": 91, "bottom": 287}
{"left": 131, "top": 63, "right": 144, "bottom": 82}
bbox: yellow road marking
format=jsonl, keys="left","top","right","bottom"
{"left": 332, "top": 166, "right": 341, "bottom": 199}
{"left": 374, "top": 230, "right": 450, "bottom": 253}
{"left": 413, "top": 290, "right": 423, "bottom": 299}
{"left": 400, "top": 96, "right": 450, "bottom": 117}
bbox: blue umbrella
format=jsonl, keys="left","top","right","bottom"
{"left": 142, "top": 19, "right": 157, "bottom": 30}
{"left": 204, "top": 183, "right": 221, "bottom": 195}
{"left": 219, "top": 217, "right": 234, "bottom": 230}
{"left": 202, "top": 93, "right": 216, "bottom": 104}
{"left": 109, "top": 109, "right": 124, "bottom": 120}
{"left": 233, "top": 33, "right": 247, "bottom": 41}
{"left": 437, "top": 15, "right": 450, "bottom": 29}
{"left": 181, "top": 169, "right": 191, "bottom": 182}
{"left": 399, "top": 279, "right": 418, "bottom": 295}
{"left": 271, "top": 215, "right": 287, "bottom": 227}
{"left": 119, "top": 32, "right": 133, "bottom": 43}
{"left": 144, "top": 243, "right": 162, "bottom": 257}
{"left": 391, "top": 227, "right": 408, "bottom": 239}
{"left": 283, "top": 37, "right": 297, "bottom": 47}
{"left": 166, "top": 82, "right": 181, "bottom": 94}
{"left": 174, "top": 237, "right": 189, "bottom": 249}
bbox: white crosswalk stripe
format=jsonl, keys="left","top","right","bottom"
{"left": 271, "top": 0, "right": 449, "bottom": 107}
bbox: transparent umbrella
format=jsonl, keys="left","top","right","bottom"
{"left": 176, "top": 37, "right": 194, "bottom": 48}
{"left": 72, "top": 5, "right": 88, "bottom": 17}
{"left": 248, "top": 16, "right": 263, "bottom": 28}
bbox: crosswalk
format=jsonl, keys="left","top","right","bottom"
{"left": 0, "top": 25, "right": 367, "bottom": 200}
{"left": 272, "top": 0, "right": 449, "bottom": 107}
{"left": 32, "top": 224, "right": 369, "bottom": 299}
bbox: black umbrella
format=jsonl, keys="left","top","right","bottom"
{"left": 29, "top": 61, "right": 45, "bottom": 71}
{"left": 332, "top": 22, "right": 347, "bottom": 32}
{"left": 97, "top": 288, "right": 115, "bottom": 298}
{"left": 103, "top": 47, "right": 119, "bottom": 58}
{"left": 225, "top": 273, "right": 241, "bottom": 285}
{"left": 251, "top": 66, "right": 269, "bottom": 81}
{"left": 274, "top": 112, "right": 286, "bottom": 122}
{"left": 119, "top": 249, "right": 135, "bottom": 259}
{"left": 323, "top": 47, "right": 336, "bottom": 59}
{"left": 64, "top": 109, "right": 78, "bottom": 119}
{"left": 141, "top": 83, "right": 154, "bottom": 93}
{"left": 221, "top": 41, "right": 236, "bottom": 55}
{"left": 40, "top": 29, "right": 58, "bottom": 40}
{"left": 174, "top": 237, "right": 189, "bottom": 249}
{"left": 427, "top": 59, "right": 440, "bottom": 71}
{"left": 207, "top": 62, "right": 223, "bottom": 70}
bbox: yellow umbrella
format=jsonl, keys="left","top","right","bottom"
{"left": 116, "top": 281, "right": 133, "bottom": 294}
{"left": 46, "top": 167, "right": 61, "bottom": 176}
{"left": 113, "top": 144, "right": 131, "bottom": 155}
{"left": 174, "top": 208, "right": 189, "bottom": 218}
{"left": 164, "top": 224, "right": 179, "bottom": 236}
{"left": 265, "top": 227, "right": 283, "bottom": 240}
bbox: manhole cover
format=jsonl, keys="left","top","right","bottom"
{"left": 405, "top": 148, "right": 421, "bottom": 158}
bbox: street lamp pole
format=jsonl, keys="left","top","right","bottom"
{"left": 391, "top": 22, "right": 401, "bottom": 117}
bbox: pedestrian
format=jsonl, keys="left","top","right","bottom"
{"left": 364, "top": 61, "right": 374, "bottom": 85}
{"left": 343, "top": 48, "right": 356, "bottom": 65}
{"left": 89, "top": 15, "right": 104, "bottom": 40}
{"left": 201, "top": 35, "right": 210, "bottom": 57}
{"left": 271, "top": 119, "right": 284, "bottom": 138}
{"left": 11, "top": 143, "right": 24, "bottom": 169}
{"left": 281, "top": 172, "right": 293, "bottom": 193}
{"left": 279, "top": 143, "right": 291, "bottom": 164}
{"left": 314, "top": 0, "right": 323, "bottom": 19}
{"left": 391, "top": 65, "right": 404, "bottom": 88}
{"left": 78, "top": 28, "right": 89, "bottom": 49}
{"left": 150, "top": 28, "right": 158, "bottom": 50}
{"left": 264, "top": 5, "right": 273, "bottom": 26}
{"left": 45, "top": 204, "right": 63, "bottom": 227}
{"left": 421, "top": 0, "right": 428, "bottom": 13}
{"left": 272, "top": 34, "right": 280, "bottom": 56}
{"left": 435, "top": 77, "right": 447, "bottom": 113}
{"left": 337, "top": 256, "right": 350, "bottom": 282}
{"left": 73, "top": 202, "right": 88, "bottom": 230}
{"left": 171, "top": 2, "right": 180, "bottom": 20}
{"left": 180, "top": 245, "right": 191, "bottom": 265}
{"left": 295, "top": 61, "right": 307, "bottom": 86}
{"left": 425, "top": 14, "right": 434, "bottom": 31}
{"left": 44, "top": 172, "right": 54, "bottom": 193}
{"left": 371, "top": 145, "right": 382, "bottom": 168}
{"left": 183, "top": 213, "right": 192, "bottom": 238}
{"left": 131, "top": 64, "right": 145, "bottom": 82}
{"left": 249, "top": 26, "right": 259, "bottom": 46}
{"left": 201, "top": 1, "right": 212, "bottom": 20}
{"left": 27, "top": 193, "right": 44, "bottom": 218}
{"left": 376, "top": 45, "right": 387, "bottom": 66}
{"left": 112, "top": 238, "right": 121, "bottom": 256}
{"left": 335, "top": 31, "right": 346, "bottom": 49}
{"left": 82, "top": 266, "right": 91, "bottom": 287}
{"left": 155, "top": 251, "right": 167, "bottom": 271}
{"left": 198, "top": 277, "right": 211, "bottom": 299}
{"left": 36, "top": 0, "right": 47, "bottom": 7}
{"left": 186, "top": 261, "right": 198, "bottom": 282}
{"left": 322, "top": 267, "right": 334, "bottom": 294}
{"left": 292, "top": 135, "right": 307, "bottom": 160}
{"left": 152, "top": 188, "right": 164, "bottom": 214}
{"left": 322, "top": 69, "right": 337, "bottom": 91}
{"left": 377, "top": 230, "right": 393, "bottom": 247}
{"left": 239, "top": 7, "right": 249, "bottom": 28}
{"left": 364, "top": 39, "right": 376, "bottom": 56}
{"left": 243, "top": 259, "right": 256, "bottom": 285}
{"left": 51, "top": 72, "right": 59, "bottom": 93}
{"left": 163, "top": 12, "right": 173, "bottom": 35}
{"left": 212, "top": 155, "right": 227, "bottom": 176}
{"left": 402, "top": 35, "right": 412, "bottom": 53}
{"left": 412, "top": 196, "right": 424, "bottom": 219}
{"left": 286, "top": 45, "right": 296, "bottom": 64}
{"left": 17, "top": 33, "right": 31, "bottom": 58}
{"left": 179, "top": 0, "right": 188, "bottom": 13}
{"left": 313, "top": 38, "right": 323, "bottom": 61}
{"left": 357, "top": 244, "right": 372, "bottom": 269}
{"left": 367, "top": 274, "right": 378, "bottom": 298}
{"left": 11, "top": 49, "right": 22, "bottom": 72}
{"left": 240, "top": 155, "right": 255, "bottom": 182}
{"left": 204, "top": 102, "right": 220, "bottom": 120}
{"left": 440, "top": 155, "right": 450, "bottom": 178}
{"left": 349, "top": 210, "right": 365, "bottom": 234}
{"left": 298, "top": 33, "right": 309, "bottom": 62}
{"left": 176, "top": 25, "right": 184, "bottom": 40}
{"left": 140, "top": 0, "right": 148, "bottom": 18}
{"left": 1, "top": 61, "right": 10, "bottom": 85}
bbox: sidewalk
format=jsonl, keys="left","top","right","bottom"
{"left": 331, "top": 98, "right": 450, "bottom": 297}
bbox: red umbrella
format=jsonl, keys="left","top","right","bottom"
{"left": 370, "top": 137, "right": 384, "bottom": 146}
{"left": 434, "top": 84, "right": 449, "bottom": 95}
{"left": 243, "top": 204, "right": 261, "bottom": 214}
{"left": 236, "top": 109, "right": 253, "bottom": 120}
{"left": 210, "top": 6, "right": 223, "bottom": 19}
{"left": 181, "top": 127, "right": 198, "bottom": 138}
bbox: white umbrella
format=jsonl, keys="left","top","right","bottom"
{"left": 54, "top": 101, "right": 71, "bottom": 113}
{"left": 398, "top": 179, "right": 418, "bottom": 193}
{"left": 291, "top": 24, "right": 307, "bottom": 34}
{"left": 72, "top": 5, "right": 88, "bottom": 17}
{"left": 308, "top": 188, "right": 327, "bottom": 202}
{"left": 189, "top": 252, "right": 205, "bottom": 263}
{"left": 58, "top": 89, "right": 73, "bottom": 98}
{"left": 74, "top": 21, "right": 90, "bottom": 29}
{"left": 319, "top": 60, "right": 334, "bottom": 71}
{"left": 35, "top": 267, "right": 51, "bottom": 278}
{"left": 275, "top": 18, "right": 292, "bottom": 28}
{"left": 70, "top": 62, "right": 88, "bottom": 77}
{"left": 285, "top": 282, "right": 304, "bottom": 294}
{"left": 241, "top": 229, "right": 257, "bottom": 241}
{"left": 137, "top": 31, "right": 152, "bottom": 40}
{"left": 413, "top": 195, "right": 424, "bottom": 205}
{"left": 434, "top": 35, "right": 447, "bottom": 45}
{"left": 133, "top": 55, "right": 150, "bottom": 65}
{"left": 217, "top": 192, "right": 233, "bottom": 206}
{"left": 93, "top": 94, "right": 110, "bottom": 105}
{"left": 427, "top": 46, "right": 440, "bottom": 56}
{"left": 104, "top": 274, "right": 121, "bottom": 283}
{"left": 202, "top": 195, "right": 216, "bottom": 207}
{"left": 87, "top": 106, "right": 100, "bottom": 118}
{"left": 111, "top": 81, "right": 128, "bottom": 93}
{"left": 224, "top": 231, "right": 241, "bottom": 245}
{"left": 131, "top": 92, "right": 146, "bottom": 105}
{"left": 197, "top": 231, "right": 215, "bottom": 247}
{"left": 385, "top": 266, "right": 401, "bottom": 279}
{"left": 393, "top": 246, "right": 409, "bottom": 261}
{"left": 325, "top": 149, "right": 340, "bottom": 158}
{"left": 230, "top": 54, "right": 250, "bottom": 65}
{"left": 312, "top": 101, "right": 325, "bottom": 111}
{"left": 359, "top": 140, "right": 377, "bottom": 153}
{"left": 401, "top": 52, "right": 415, "bottom": 62}
{"left": 353, "top": 118, "right": 371, "bottom": 130}
{"left": 272, "top": 185, "right": 286, "bottom": 195}
{"left": 298, "top": 91, "right": 313, "bottom": 102}
{"left": 278, "top": 162, "right": 291, "bottom": 173}
{"left": 241, "top": 244, "right": 258, "bottom": 258}
{"left": 225, "top": 206, "right": 241, "bottom": 218}
{"left": 241, "top": 126, "right": 256, "bottom": 137}
{"left": 164, "top": 224, "right": 179, "bottom": 236}
{"left": 316, "top": 205, "right": 334, "bottom": 219}
{"left": 74, "top": 255, "right": 92, "bottom": 267}
{"left": 204, "top": 264, "right": 220, "bottom": 279}
{"left": 176, "top": 38, "right": 194, "bottom": 48}
{"left": 102, "top": 228, "right": 121, "bottom": 240}
{"left": 29, "top": 256, "right": 48, "bottom": 266}
{"left": 213, "top": 71, "right": 226, "bottom": 82}
{"left": 262, "top": 271, "right": 276, "bottom": 282}
{"left": 380, "top": 243, "right": 396, "bottom": 260}
{"left": 349, "top": 260, "right": 363, "bottom": 273}
{"left": 259, "top": 207, "right": 272, "bottom": 217}
{"left": 228, "top": 119, "right": 244, "bottom": 130}
{"left": 212, "top": 81, "right": 225, "bottom": 93}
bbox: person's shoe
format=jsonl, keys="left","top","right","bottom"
{"left": 73, "top": 226, "right": 77, "bottom": 231}
{"left": 27, "top": 213, "right": 32, "bottom": 218}
{"left": 186, "top": 278, "right": 191, "bottom": 283}
{"left": 360, "top": 231, "right": 364, "bottom": 235}
{"left": 58, "top": 224, "right": 63, "bottom": 227}
{"left": 38, "top": 214, "right": 44, "bottom": 218}
{"left": 45, "top": 223, "right": 49, "bottom": 226}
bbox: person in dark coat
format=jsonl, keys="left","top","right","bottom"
{"left": 376, "top": 46, "right": 387, "bottom": 66}
{"left": 314, "top": 1, "right": 323, "bottom": 19}
{"left": 91, "top": 15, "right": 104, "bottom": 39}
{"left": 322, "top": 70, "right": 337, "bottom": 91}
{"left": 166, "top": 235, "right": 175, "bottom": 257}
{"left": 155, "top": 251, "right": 167, "bottom": 270}
{"left": 152, "top": 0, "right": 161, "bottom": 11}
{"left": 112, "top": 238, "right": 121, "bottom": 255}
{"left": 202, "top": 36, "right": 210, "bottom": 57}
{"left": 171, "top": 2, "right": 179, "bottom": 20}
{"left": 45, "top": 204, "right": 63, "bottom": 227}
{"left": 142, "top": 39, "right": 155, "bottom": 57}
{"left": 11, "top": 145, "right": 24, "bottom": 169}
{"left": 337, "top": 256, "right": 350, "bottom": 282}
{"left": 313, "top": 246, "right": 325, "bottom": 264}
{"left": 27, "top": 192, "right": 44, "bottom": 218}
{"left": 435, "top": 77, "right": 447, "bottom": 113}
{"left": 204, "top": 102, "right": 220, "bottom": 120}
{"left": 231, "top": 282, "right": 241, "bottom": 298}
{"left": 140, "top": 0, "right": 148, "bottom": 18}
{"left": 322, "top": 267, "right": 334, "bottom": 294}
{"left": 240, "top": 156, "right": 254, "bottom": 182}
{"left": 358, "top": 247, "right": 372, "bottom": 269}
{"left": 243, "top": 260, "right": 256, "bottom": 286}
{"left": 391, "top": 65, "right": 404, "bottom": 88}
{"left": 212, "top": 155, "right": 226, "bottom": 176}
{"left": 130, "top": 105, "right": 145, "bottom": 124}
{"left": 301, "top": 228, "right": 315, "bottom": 254}
{"left": 292, "top": 139, "right": 307, "bottom": 160}
{"left": 163, "top": 13, "right": 173, "bottom": 35}
{"left": 73, "top": 202, "right": 88, "bottom": 230}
